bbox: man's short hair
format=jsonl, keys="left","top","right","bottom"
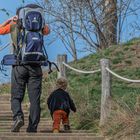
{"left": 56, "top": 77, "right": 68, "bottom": 90}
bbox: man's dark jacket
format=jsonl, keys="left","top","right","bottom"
{"left": 47, "top": 88, "right": 76, "bottom": 116}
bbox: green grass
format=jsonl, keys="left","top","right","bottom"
{"left": 0, "top": 37, "right": 140, "bottom": 136}
{"left": 123, "top": 37, "right": 140, "bottom": 46}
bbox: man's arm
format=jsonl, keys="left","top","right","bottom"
{"left": 0, "top": 16, "right": 17, "bottom": 28}
{"left": 0, "top": 23, "right": 11, "bottom": 35}
{"left": 0, "top": 16, "right": 17, "bottom": 35}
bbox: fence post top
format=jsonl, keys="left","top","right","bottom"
{"left": 100, "top": 59, "right": 110, "bottom": 65}
{"left": 100, "top": 58, "right": 109, "bottom": 62}
{"left": 57, "top": 54, "right": 67, "bottom": 57}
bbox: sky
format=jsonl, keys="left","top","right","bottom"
{"left": 0, "top": 0, "right": 140, "bottom": 83}
{"left": 0, "top": 0, "right": 69, "bottom": 60}
{"left": 0, "top": 0, "right": 71, "bottom": 83}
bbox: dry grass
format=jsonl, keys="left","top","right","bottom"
{"left": 101, "top": 96, "right": 140, "bottom": 140}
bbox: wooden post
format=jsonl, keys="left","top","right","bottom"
{"left": 57, "top": 54, "right": 67, "bottom": 78}
{"left": 100, "top": 59, "right": 111, "bottom": 126}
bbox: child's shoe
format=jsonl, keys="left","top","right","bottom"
{"left": 64, "top": 125, "right": 70, "bottom": 131}
{"left": 53, "top": 129, "right": 59, "bottom": 133}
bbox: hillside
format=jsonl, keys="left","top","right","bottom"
{"left": 0, "top": 38, "right": 140, "bottom": 139}
{"left": 41, "top": 38, "right": 140, "bottom": 139}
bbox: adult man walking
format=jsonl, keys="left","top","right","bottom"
{"left": 0, "top": 4, "right": 50, "bottom": 132}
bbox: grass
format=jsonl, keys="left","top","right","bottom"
{"left": 0, "top": 37, "right": 140, "bottom": 138}
{"left": 0, "top": 83, "right": 10, "bottom": 95}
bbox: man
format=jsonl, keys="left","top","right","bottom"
{"left": 0, "top": 4, "right": 50, "bottom": 132}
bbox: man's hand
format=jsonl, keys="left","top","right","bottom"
{"left": 9, "top": 16, "right": 18, "bottom": 22}
{"left": 0, "top": 16, "right": 18, "bottom": 28}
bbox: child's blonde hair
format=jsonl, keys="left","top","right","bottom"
{"left": 56, "top": 77, "right": 68, "bottom": 90}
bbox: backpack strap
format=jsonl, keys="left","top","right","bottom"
{"left": 10, "top": 24, "right": 21, "bottom": 55}
{"left": 10, "top": 24, "right": 19, "bottom": 48}
{"left": 10, "top": 24, "right": 24, "bottom": 64}
{"left": 47, "top": 60, "right": 59, "bottom": 74}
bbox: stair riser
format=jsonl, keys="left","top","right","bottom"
{"left": 0, "top": 125, "right": 52, "bottom": 129}
{"left": 0, "top": 96, "right": 10, "bottom": 102}
{"left": 0, "top": 116, "right": 30, "bottom": 120}
{"left": 0, "top": 114, "right": 29, "bottom": 118}
{"left": 0, "top": 118, "right": 49, "bottom": 121}
{"left": 0, "top": 102, "right": 11, "bottom": 104}
{"left": 0, "top": 136, "right": 104, "bottom": 140}
{"left": 0, "top": 111, "right": 28, "bottom": 113}
{"left": 0, "top": 122, "right": 52, "bottom": 126}
{"left": 0, "top": 130, "right": 93, "bottom": 133}
{"left": 0, "top": 106, "right": 28, "bottom": 111}
{"left": 0, "top": 133, "right": 96, "bottom": 136}
{"left": 0, "top": 121, "right": 52, "bottom": 124}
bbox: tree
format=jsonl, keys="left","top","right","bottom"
{"left": 41, "top": 0, "right": 139, "bottom": 60}
{"left": 43, "top": 0, "right": 79, "bottom": 60}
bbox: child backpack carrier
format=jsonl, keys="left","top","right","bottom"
{"left": 17, "top": 4, "right": 46, "bottom": 64}
{"left": 1, "top": 4, "right": 59, "bottom": 73}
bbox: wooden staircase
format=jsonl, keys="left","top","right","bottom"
{"left": 0, "top": 94, "right": 105, "bottom": 140}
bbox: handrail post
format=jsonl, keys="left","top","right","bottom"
{"left": 100, "top": 59, "right": 111, "bottom": 126}
{"left": 57, "top": 54, "right": 67, "bottom": 78}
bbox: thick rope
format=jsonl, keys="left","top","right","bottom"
{"left": 106, "top": 67, "right": 140, "bottom": 83}
{"left": 63, "top": 62, "right": 101, "bottom": 74}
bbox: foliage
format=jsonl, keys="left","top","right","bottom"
{"left": 40, "top": 39, "right": 140, "bottom": 135}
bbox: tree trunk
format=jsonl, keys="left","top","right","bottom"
{"left": 104, "top": 0, "right": 118, "bottom": 46}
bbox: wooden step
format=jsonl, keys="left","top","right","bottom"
{"left": 0, "top": 129, "right": 94, "bottom": 133}
{"left": 0, "top": 118, "right": 49, "bottom": 121}
{"left": 0, "top": 101, "right": 10, "bottom": 104}
{"left": 0, "top": 94, "right": 11, "bottom": 101}
{"left": 0, "top": 124, "right": 74, "bottom": 131}
{"left": 0, "top": 136, "right": 104, "bottom": 140}
{"left": 0, "top": 118, "right": 49, "bottom": 122}
{"left": 0, "top": 111, "right": 28, "bottom": 114}
{"left": 0, "top": 104, "right": 28, "bottom": 111}
{"left": 0, "top": 120, "right": 53, "bottom": 126}
{"left": 0, "top": 124, "right": 52, "bottom": 129}
{"left": 0, "top": 116, "right": 30, "bottom": 121}
{"left": 0, "top": 119, "right": 52, "bottom": 122}
{"left": 0, "top": 132, "right": 97, "bottom": 136}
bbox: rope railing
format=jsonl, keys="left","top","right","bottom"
{"left": 63, "top": 62, "right": 101, "bottom": 74}
{"left": 58, "top": 57, "right": 140, "bottom": 126}
{"left": 106, "top": 67, "right": 140, "bottom": 83}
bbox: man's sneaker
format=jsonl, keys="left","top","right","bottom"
{"left": 64, "top": 125, "right": 70, "bottom": 131}
{"left": 11, "top": 116, "right": 24, "bottom": 132}
{"left": 26, "top": 127, "right": 37, "bottom": 133}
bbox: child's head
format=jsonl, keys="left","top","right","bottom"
{"left": 56, "top": 77, "right": 68, "bottom": 90}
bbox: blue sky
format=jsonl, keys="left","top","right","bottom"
{"left": 0, "top": 0, "right": 71, "bottom": 83}
{"left": 0, "top": 0, "right": 69, "bottom": 61}
{"left": 0, "top": 0, "right": 140, "bottom": 83}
